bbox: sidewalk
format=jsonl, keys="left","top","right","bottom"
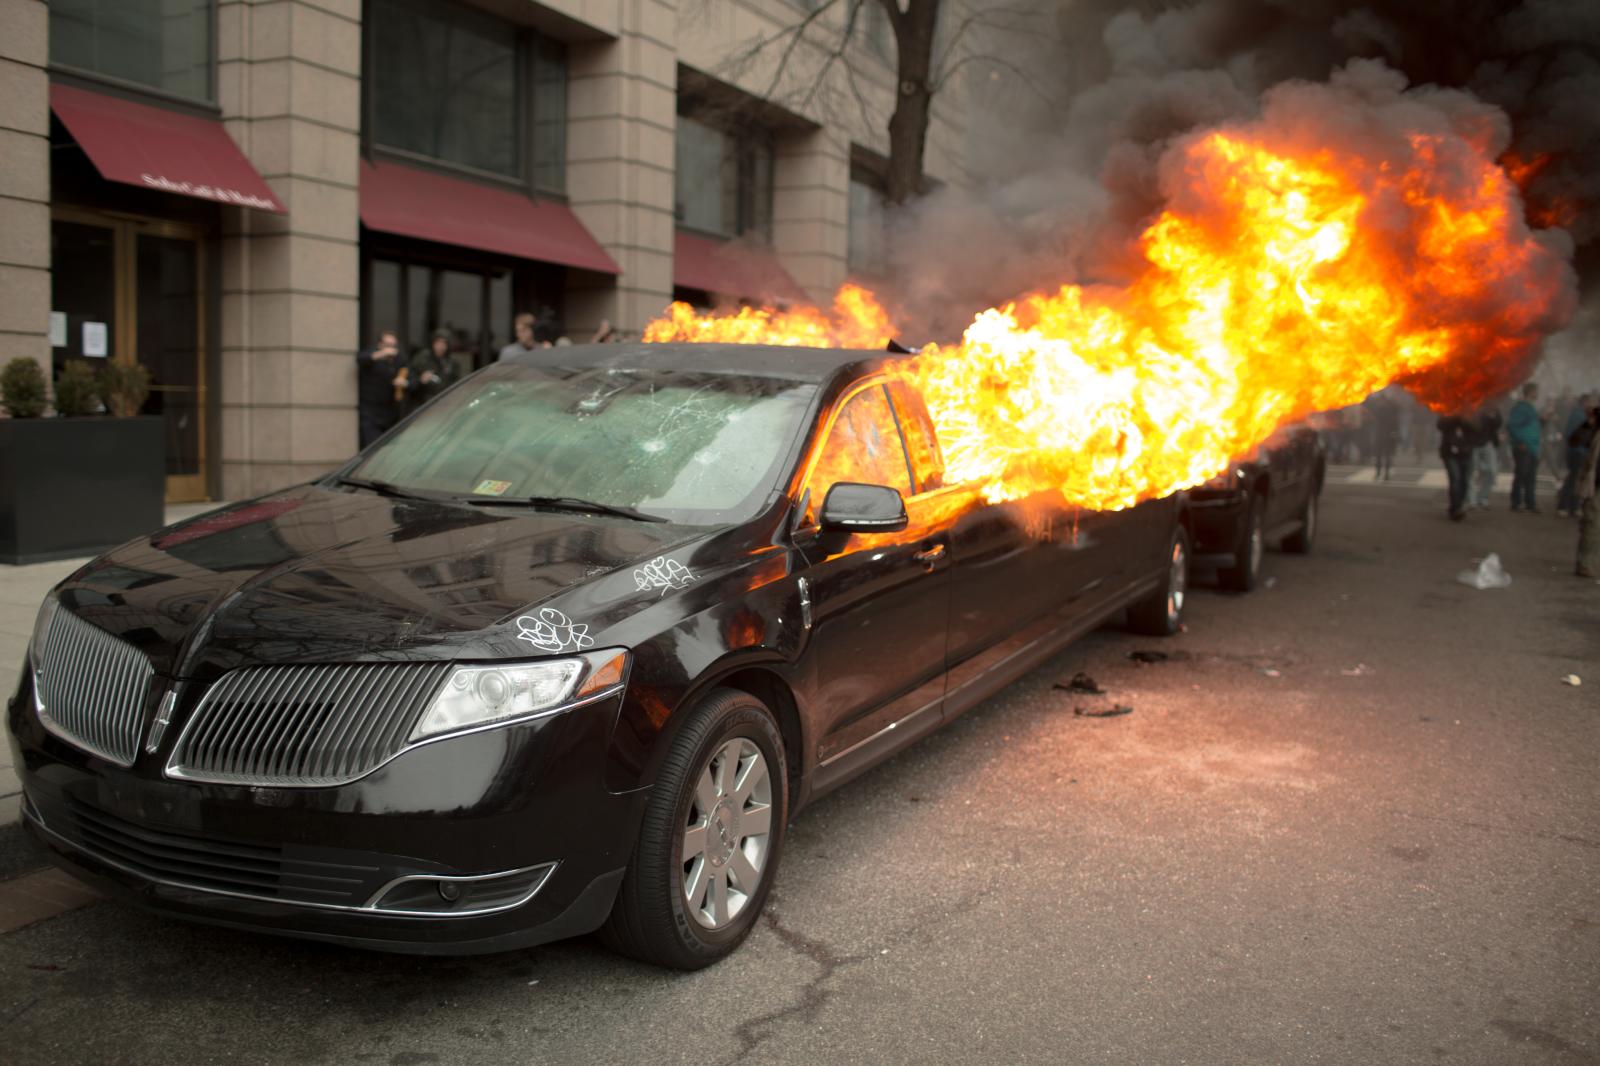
{"left": 0, "top": 502, "right": 225, "bottom": 825}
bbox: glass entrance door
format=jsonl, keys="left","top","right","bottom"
{"left": 50, "top": 210, "right": 208, "bottom": 502}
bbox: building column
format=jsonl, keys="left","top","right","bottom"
{"left": 565, "top": 0, "right": 677, "bottom": 336}
{"left": 0, "top": 0, "right": 51, "bottom": 391}
{"left": 772, "top": 128, "right": 851, "bottom": 304}
{"left": 216, "top": 0, "right": 362, "bottom": 499}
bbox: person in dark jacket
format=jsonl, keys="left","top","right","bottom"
{"left": 1572, "top": 403, "right": 1600, "bottom": 577}
{"left": 407, "top": 329, "right": 460, "bottom": 414}
{"left": 1370, "top": 392, "right": 1400, "bottom": 480}
{"left": 1557, "top": 393, "right": 1593, "bottom": 517}
{"left": 356, "top": 329, "right": 406, "bottom": 449}
{"left": 1437, "top": 413, "right": 1475, "bottom": 521}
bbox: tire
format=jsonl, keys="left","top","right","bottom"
{"left": 1219, "top": 494, "right": 1265, "bottom": 592}
{"left": 1283, "top": 490, "right": 1318, "bottom": 554}
{"left": 1128, "top": 526, "right": 1190, "bottom": 636}
{"left": 601, "top": 688, "right": 787, "bottom": 969}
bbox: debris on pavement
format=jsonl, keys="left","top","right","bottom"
{"left": 1261, "top": 668, "right": 1282, "bottom": 678}
{"left": 1341, "top": 663, "right": 1372, "bottom": 676}
{"left": 1055, "top": 672, "right": 1106, "bottom": 694}
{"left": 1128, "top": 650, "right": 1169, "bottom": 663}
{"left": 1074, "top": 704, "right": 1133, "bottom": 718}
{"left": 1456, "top": 552, "right": 1512, "bottom": 590}
{"left": 1264, "top": 576, "right": 1277, "bottom": 589}
{"left": 1561, "top": 674, "right": 1581, "bottom": 687}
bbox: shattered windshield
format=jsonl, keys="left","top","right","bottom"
{"left": 348, "top": 364, "right": 817, "bottom": 525}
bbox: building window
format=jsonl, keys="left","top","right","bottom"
{"left": 848, "top": 171, "right": 889, "bottom": 276}
{"left": 365, "top": 246, "right": 561, "bottom": 374}
{"left": 674, "top": 114, "right": 774, "bottom": 241}
{"left": 370, "top": 0, "right": 567, "bottom": 193}
{"left": 50, "top": 0, "right": 213, "bottom": 101}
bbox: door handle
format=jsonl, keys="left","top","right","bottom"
{"left": 913, "top": 544, "right": 947, "bottom": 566}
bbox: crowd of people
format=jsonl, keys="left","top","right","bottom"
{"left": 1432, "top": 383, "right": 1600, "bottom": 578}
{"left": 354, "top": 309, "right": 628, "bottom": 448}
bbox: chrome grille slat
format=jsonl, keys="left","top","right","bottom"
{"left": 170, "top": 662, "right": 451, "bottom": 787}
{"left": 34, "top": 608, "right": 154, "bottom": 767}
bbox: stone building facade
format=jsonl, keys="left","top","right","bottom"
{"left": 0, "top": 0, "right": 970, "bottom": 504}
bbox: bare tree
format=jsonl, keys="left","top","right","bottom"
{"left": 714, "top": 0, "right": 1060, "bottom": 206}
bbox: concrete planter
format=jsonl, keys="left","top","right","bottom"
{"left": 0, "top": 416, "right": 165, "bottom": 565}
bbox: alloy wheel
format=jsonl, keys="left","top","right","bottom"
{"left": 681, "top": 738, "right": 773, "bottom": 930}
{"left": 1167, "top": 538, "right": 1188, "bottom": 623}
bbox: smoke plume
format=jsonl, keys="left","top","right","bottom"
{"left": 880, "top": 0, "right": 1600, "bottom": 358}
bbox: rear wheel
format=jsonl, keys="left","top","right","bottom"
{"left": 1283, "top": 491, "right": 1318, "bottom": 554}
{"left": 1219, "top": 494, "right": 1265, "bottom": 592}
{"left": 601, "top": 688, "right": 787, "bottom": 969}
{"left": 1128, "top": 526, "right": 1190, "bottom": 636}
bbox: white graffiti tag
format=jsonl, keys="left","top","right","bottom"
{"left": 515, "top": 608, "right": 594, "bottom": 652}
{"left": 633, "top": 556, "right": 695, "bottom": 595}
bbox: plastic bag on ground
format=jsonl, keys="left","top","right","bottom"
{"left": 1457, "top": 552, "right": 1512, "bottom": 590}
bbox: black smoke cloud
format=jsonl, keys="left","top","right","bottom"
{"left": 880, "top": 0, "right": 1600, "bottom": 343}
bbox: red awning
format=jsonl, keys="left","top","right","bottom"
{"left": 359, "top": 160, "right": 619, "bottom": 275}
{"left": 50, "top": 83, "right": 284, "bottom": 212}
{"left": 673, "top": 231, "right": 809, "bottom": 305}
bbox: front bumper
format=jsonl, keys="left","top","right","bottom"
{"left": 7, "top": 667, "right": 645, "bottom": 954}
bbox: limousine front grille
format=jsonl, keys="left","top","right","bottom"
{"left": 35, "top": 608, "right": 156, "bottom": 767}
{"left": 167, "top": 662, "right": 453, "bottom": 787}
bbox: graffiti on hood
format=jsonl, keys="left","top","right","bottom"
{"left": 516, "top": 607, "right": 594, "bottom": 653}
{"left": 634, "top": 556, "right": 695, "bottom": 595}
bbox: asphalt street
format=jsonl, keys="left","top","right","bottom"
{"left": 1, "top": 479, "right": 1596, "bottom": 1065}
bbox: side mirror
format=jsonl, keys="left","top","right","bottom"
{"left": 820, "top": 482, "right": 908, "bottom": 533}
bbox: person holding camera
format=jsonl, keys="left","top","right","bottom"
{"left": 408, "top": 329, "right": 460, "bottom": 414}
{"left": 356, "top": 329, "right": 407, "bottom": 449}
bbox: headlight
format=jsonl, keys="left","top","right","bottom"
{"left": 29, "top": 596, "right": 59, "bottom": 670}
{"left": 409, "top": 649, "right": 628, "bottom": 743}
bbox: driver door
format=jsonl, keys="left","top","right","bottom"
{"left": 794, "top": 380, "right": 953, "bottom": 770}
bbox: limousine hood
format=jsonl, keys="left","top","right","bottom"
{"left": 47, "top": 486, "right": 717, "bottom": 679}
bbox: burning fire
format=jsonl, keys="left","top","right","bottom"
{"left": 646, "top": 82, "right": 1575, "bottom": 511}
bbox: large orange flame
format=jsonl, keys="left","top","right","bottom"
{"left": 646, "top": 97, "right": 1575, "bottom": 511}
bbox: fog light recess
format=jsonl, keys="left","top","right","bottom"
{"left": 366, "top": 863, "right": 556, "bottom": 916}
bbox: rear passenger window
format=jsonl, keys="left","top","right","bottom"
{"left": 801, "top": 384, "right": 914, "bottom": 525}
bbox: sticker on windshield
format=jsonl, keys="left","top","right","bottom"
{"left": 634, "top": 556, "right": 695, "bottom": 595}
{"left": 515, "top": 608, "right": 594, "bottom": 652}
{"left": 473, "top": 479, "right": 512, "bottom": 497}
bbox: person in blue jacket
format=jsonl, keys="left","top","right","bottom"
{"left": 1507, "top": 382, "right": 1543, "bottom": 514}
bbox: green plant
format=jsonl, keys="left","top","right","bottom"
{"left": 0, "top": 357, "right": 48, "bottom": 418}
{"left": 99, "top": 361, "right": 151, "bottom": 418}
{"left": 53, "top": 360, "right": 101, "bottom": 417}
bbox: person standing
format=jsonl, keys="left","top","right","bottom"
{"left": 498, "top": 312, "right": 540, "bottom": 361}
{"left": 1437, "top": 412, "right": 1475, "bottom": 521}
{"left": 356, "top": 329, "right": 406, "bottom": 449}
{"left": 1571, "top": 402, "right": 1600, "bottom": 577}
{"left": 1556, "top": 393, "right": 1592, "bottom": 517}
{"left": 1371, "top": 392, "right": 1400, "bottom": 480}
{"left": 1468, "top": 404, "right": 1503, "bottom": 510}
{"left": 1507, "top": 382, "right": 1542, "bottom": 513}
{"left": 408, "top": 329, "right": 460, "bottom": 413}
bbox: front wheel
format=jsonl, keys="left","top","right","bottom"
{"left": 1128, "top": 526, "right": 1190, "bottom": 636}
{"left": 1219, "top": 494, "right": 1265, "bottom": 592}
{"left": 1283, "top": 491, "right": 1318, "bottom": 554}
{"left": 601, "top": 688, "right": 787, "bottom": 969}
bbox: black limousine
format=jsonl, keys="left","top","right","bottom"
{"left": 9, "top": 343, "right": 1190, "bottom": 968}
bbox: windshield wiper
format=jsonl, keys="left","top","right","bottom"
{"left": 460, "top": 494, "right": 668, "bottom": 523}
{"left": 335, "top": 476, "right": 423, "bottom": 500}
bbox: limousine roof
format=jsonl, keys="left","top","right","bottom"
{"left": 500, "top": 342, "right": 897, "bottom": 385}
